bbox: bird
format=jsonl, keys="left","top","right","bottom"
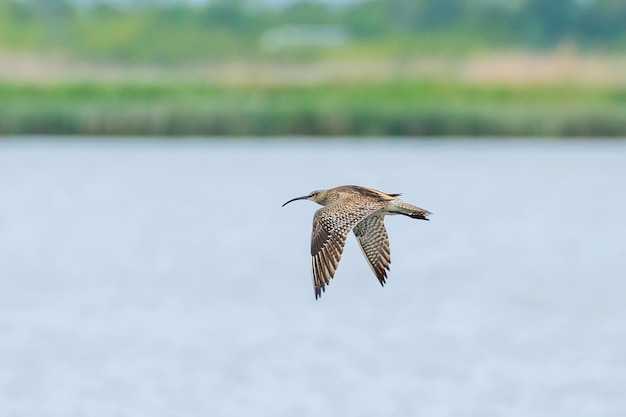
{"left": 282, "top": 185, "right": 431, "bottom": 299}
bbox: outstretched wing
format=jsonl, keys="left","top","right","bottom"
{"left": 353, "top": 214, "right": 391, "bottom": 286}
{"left": 311, "top": 201, "right": 380, "bottom": 299}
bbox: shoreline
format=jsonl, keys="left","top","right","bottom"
{"left": 1, "top": 79, "right": 625, "bottom": 137}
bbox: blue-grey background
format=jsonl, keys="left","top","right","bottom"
{"left": 1, "top": 138, "right": 625, "bottom": 416}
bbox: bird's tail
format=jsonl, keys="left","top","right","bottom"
{"left": 389, "top": 201, "right": 431, "bottom": 220}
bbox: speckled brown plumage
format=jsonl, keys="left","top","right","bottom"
{"left": 282, "top": 185, "right": 431, "bottom": 299}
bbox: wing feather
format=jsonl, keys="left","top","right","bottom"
{"left": 353, "top": 214, "right": 391, "bottom": 286}
{"left": 310, "top": 199, "right": 381, "bottom": 299}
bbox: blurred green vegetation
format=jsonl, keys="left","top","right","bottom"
{"left": 1, "top": 0, "right": 626, "bottom": 136}
{"left": 2, "top": 80, "right": 625, "bottom": 136}
{"left": 0, "top": 0, "right": 625, "bottom": 63}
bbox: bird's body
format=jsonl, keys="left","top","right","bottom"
{"left": 282, "top": 185, "right": 431, "bottom": 299}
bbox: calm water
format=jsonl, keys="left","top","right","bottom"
{"left": 1, "top": 138, "right": 625, "bottom": 417}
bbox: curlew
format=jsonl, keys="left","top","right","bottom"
{"left": 282, "top": 185, "right": 431, "bottom": 299}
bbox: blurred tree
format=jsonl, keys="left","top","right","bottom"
{"left": 417, "top": 0, "right": 465, "bottom": 30}
{"left": 35, "top": 0, "right": 74, "bottom": 46}
{"left": 0, "top": 0, "right": 36, "bottom": 23}
{"left": 341, "top": 0, "right": 389, "bottom": 38}
{"left": 519, "top": 0, "right": 577, "bottom": 46}
{"left": 385, "top": 0, "right": 421, "bottom": 33}
{"left": 199, "top": 0, "right": 249, "bottom": 29}
{"left": 281, "top": 0, "right": 335, "bottom": 24}
{"left": 1, "top": 0, "right": 625, "bottom": 62}
{"left": 579, "top": 0, "right": 626, "bottom": 47}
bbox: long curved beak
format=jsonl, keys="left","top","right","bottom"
{"left": 282, "top": 195, "right": 308, "bottom": 207}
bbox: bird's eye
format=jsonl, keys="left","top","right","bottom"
{"left": 309, "top": 192, "right": 317, "bottom": 198}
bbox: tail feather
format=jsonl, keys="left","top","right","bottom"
{"left": 390, "top": 201, "right": 431, "bottom": 220}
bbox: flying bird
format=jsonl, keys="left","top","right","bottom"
{"left": 282, "top": 185, "right": 431, "bottom": 299}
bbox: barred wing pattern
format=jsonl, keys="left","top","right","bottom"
{"left": 310, "top": 200, "right": 381, "bottom": 299}
{"left": 353, "top": 214, "right": 391, "bottom": 286}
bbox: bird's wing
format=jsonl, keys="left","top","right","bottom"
{"left": 311, "top": 201, "right": 380, "bottom": 299}
{"left": 353, "top": 214, "right": 391, "bottom": 286}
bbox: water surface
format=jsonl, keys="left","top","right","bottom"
{"left": 1, "top": 138, "right": 625, "bottom": 417}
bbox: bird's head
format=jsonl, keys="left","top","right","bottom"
{"left": 282, "top": 189, "right": 332, "bottom": 207}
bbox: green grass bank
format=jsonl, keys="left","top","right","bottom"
{"left": 1, "top": 80, "right": 625, "bottom": 137}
